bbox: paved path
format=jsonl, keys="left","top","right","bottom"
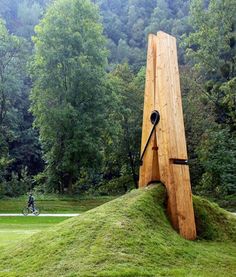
{"left": 0, "top": 213, "right": 80, "bottom": 217}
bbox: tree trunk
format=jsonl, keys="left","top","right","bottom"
{"left": 67, "top": 174, "right": 73, "bottom": 194}
{"left": 128, "top": 151, "right": 138, "bottom": 188}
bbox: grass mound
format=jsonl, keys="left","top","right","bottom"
{"left": 193, "top": 195, "right": 236, "bottom": 241}
{"left": 0, "top": 184, "right": 235, "bottom": 277}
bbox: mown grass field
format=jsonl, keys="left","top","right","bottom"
{"left": 0, "top": 217, "right": 69, "bottom": 249}
{"left": 0, "top": 196, "right": 115, "bottom": 213}
{"left": 0, "top": 184, "right": 235, "bottom": 277}
{"left": 0, "top": 196, "right": 115, "bottom": 251}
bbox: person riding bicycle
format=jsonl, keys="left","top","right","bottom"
{"left": 28, "top": 193, "right": 35, "bottom": 212}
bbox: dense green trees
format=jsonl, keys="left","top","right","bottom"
{"left": 97, "top": 0, "right": 192, "bottom": 68}
{"left": 182, "top": 0, "right": 236, "bottom": 197}
{"left": 0, "top": 19, "right": 42, "bottom": 196}
{"left": 0, "top": 0, "right": 48, "bottom": 38}
{"left": 0, "top": 0, "right": 235, "bottom": 201}
{"left": 101, "top": 64, "right": 144, "bottom": 189}
{"left": 30, "top": 0, "right": 110, "bottom": 193}
{"left": 197, "top": 128, "right": 236, "bottom": 196}
{"left": 184, "top": 0, "right": 236, "bottom": 124}
{"left": 0, "top": 19, "right": 24, "bottom": 185}
{"left": 0, "top": 0, "right": 47, "bottom": 197}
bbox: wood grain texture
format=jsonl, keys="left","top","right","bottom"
{"left": 139, "top": 31, "right": 196, "bottom": 240}
{"left": 139, "top": 34, "right": 160, "bottom": 187}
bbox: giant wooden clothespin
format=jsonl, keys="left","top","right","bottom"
{"left": 139, "top": 32, "right": 196, "bottom": 240}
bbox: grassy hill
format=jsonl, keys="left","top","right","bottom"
{"left": 0, "top": 184, "right": 235, "bottom": 277}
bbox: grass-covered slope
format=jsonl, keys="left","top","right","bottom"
{"left": 0, "top": 185, "right": 235, "bottom": 277}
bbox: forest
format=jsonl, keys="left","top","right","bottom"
{"left": 0, "top": 0, "right": 235, "bottom": 204}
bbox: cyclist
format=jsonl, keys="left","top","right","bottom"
{"left": 28, "top": 192, "right": 35, "bottom": 212}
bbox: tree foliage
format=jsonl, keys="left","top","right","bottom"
{"left": 0, "top": 0, "right": 235, "bottom": 200}
{"left": 184, "top": 0, "right": 236, "bottom": 125}
{"left": 96, "top": 0, "right": 192, "bottom": 69}
{"left": 30, "top": 0, "right": 109, "bottom": 193}
{"left": 197, "top": 127, "right": 236, "bottom": 196}
{"left": 182, "top": 0, "right": 236, "bottom": 196}
{"left": 102, "top": 64, "right": 144, "bottom": 188}
{"left": 0, "top": 19, "right": 43, "bottom": 196}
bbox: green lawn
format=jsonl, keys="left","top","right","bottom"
{"left": 0, "top": 196, "right": 115, "bottom": 250}
{"left": 0, "top": 196, "right": 115, "bottom": 251}
{"left": 0, "top": 184, "right": 235, "bottom": 277}
{"left": 0, "top": 196, "right": 115, "bottom": 213}
{"left": 0, "top": 216, "right": 69, "bottom": 249}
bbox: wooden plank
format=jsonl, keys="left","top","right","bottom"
{"left": 171, "top": 164, "right": 196, "bottom": 239}
{"left": 139, "top": 31, "right": 196, "bottom": 240}
{"left": 155, "top": 31, "right": 169, "bottom": 183}
{"left": 155, "top": 31, "right": 196, "bottom": 239}
{"left": 155, "top": 32, "right": 179, "bottom": 229}
{"left": 139, "top": 34, "right": 160, "bottom": 187}
{"left": 140, "top": 34, "right": 156, "bottom": 154}
{"left": 168, "top": 34, "right": 188, "bottom": 159}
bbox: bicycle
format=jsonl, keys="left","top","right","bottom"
{"left": 22, "top": 206, "right": 40, "bottom": 216}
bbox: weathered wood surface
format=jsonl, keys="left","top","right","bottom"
{"left": 139, "top": 31, "right": 196, "bottom": 240}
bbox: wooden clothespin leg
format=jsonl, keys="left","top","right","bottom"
{"left": 139, "top": 32, "right": 196, "bottom": 240}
